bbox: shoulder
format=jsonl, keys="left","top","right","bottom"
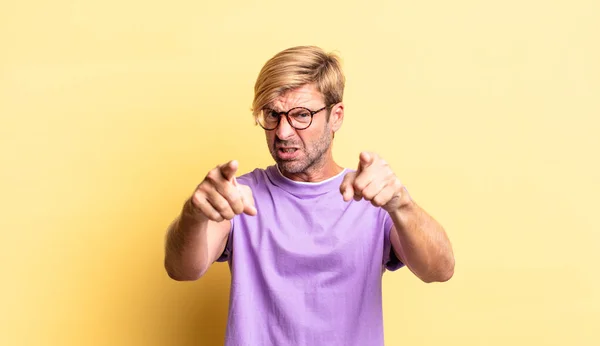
{"left": 236, "top": 166, "right": 273, "bottom": 187}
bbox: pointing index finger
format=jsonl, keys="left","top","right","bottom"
{"left": 220, "top": 160, "right": 239, "bottom": 181}
{"left": 358, "top": 152, "right": 374, "bottom": 172}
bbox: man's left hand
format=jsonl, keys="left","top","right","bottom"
{"left": 340, "top": 152, "right": 412, "bottom": 213}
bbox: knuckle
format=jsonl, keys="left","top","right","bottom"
{"left": 352, "top": 181, "right": 363, "bottom": 191}
{"left": 205, "top": 168, "right": 221, "bottom": 183}
{"left": 227, "top": 188, "right": 241, "bottom": 203}
{"left": 226, "top": 190, "right": 243, "bottom": 209}
{"left": 221, "top": 207, "right": 235, "bottom": 219}
{"left": 204, "top": 174, "right": 216, "bottom": 185}
{"left": 191, "top": 195, "right": 203, "bottom": 209}
{"left": 393, "top": 179, "right": 403, "bottom": 190}
{"left": 197, "top": 180, "right": 212, "bottom": 193}
{"left": 385, "top": 169, "right": 395, "bottom": 179}
{"left": 230, "top": 195, "right": 242, "bottom": 207}
{"left": 214, "top": 200, "right": 229, "bottom": 212}
{"left": 196, "top": 187, "right": 212, "bottom": 201}
{"left": 230, "top": 202, "right": 244, "bottom": 214}
{"left": 371, "top": 199, "right": 383, "bottom": 207}
{"left": 372, "top": 195, "right": 384, "bottom": 206}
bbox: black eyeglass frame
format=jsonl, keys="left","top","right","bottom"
{"left": 256, "top": 104, "right": 333, "bottom": 131}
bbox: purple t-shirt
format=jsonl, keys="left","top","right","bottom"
{"left": 217, "top": 165, "right": 403, "bottom": 345}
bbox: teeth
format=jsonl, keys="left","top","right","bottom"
{"left": 281, "top": 148, "right": 296, "bottom": 153}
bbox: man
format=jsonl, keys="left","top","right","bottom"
{"left": 164, "top": 45, "right": 455, "bottom": 345}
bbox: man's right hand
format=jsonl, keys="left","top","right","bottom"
{"left": 189, "top": 160, "right": 257, "bottom": 221}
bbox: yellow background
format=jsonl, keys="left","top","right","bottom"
{"left": 1, "top": 0, "right": 599, "bottom": 345}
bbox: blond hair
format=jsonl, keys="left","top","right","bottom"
{"left": 252, "top": 46, "right": 345, "bottom": 118}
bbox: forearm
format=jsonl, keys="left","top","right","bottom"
{"left": 164, "top": 199, "right": 211, "bottom": 281}
{"left": 389, "top": 201, "right": 454, "bottom": 283}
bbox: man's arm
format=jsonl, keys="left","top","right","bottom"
{"left": 340, "top": 151, "right": 455, "bottom": 283}
{"left": 388, "top": 200, "right": 454, "bottom": 283}
{"left": 164, "top": 160, "right": 256, "bottom": 281}
{"left": 164, "top": 198, "right": 231, "bottom": 281}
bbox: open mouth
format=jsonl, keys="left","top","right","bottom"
{"left": 276, "top": 147, "right": 300, "bottom": 159}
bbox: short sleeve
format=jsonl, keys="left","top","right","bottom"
{"left": 382, "top": 211, "right": 404, "bottom": 272}
{"left": 215, "top": 170, "right": 256, "bottom": 263}
{"left": 215, "top": 217, "right": 233, "bottom": 263}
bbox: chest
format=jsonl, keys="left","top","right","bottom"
{"left": 232, "top": 191, "right": 386, "bottom": 289}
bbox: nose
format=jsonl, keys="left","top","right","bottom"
{"left": 275, "top": 115, "right": 296, "bottom": 140}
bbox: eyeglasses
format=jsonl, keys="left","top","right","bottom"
{"left": 256, "top": 105, "right": 331, "bottom": 130}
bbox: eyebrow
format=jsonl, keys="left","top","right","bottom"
{"left": 266, "top": 98, "right": 314, "bottom": 111}
{"left": 265, "top": 104, "right": 313, "bottom": 112}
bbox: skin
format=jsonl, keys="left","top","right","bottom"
{"left": 339, "top": 151, "right": 455, "bottom": 282}
{"left": 164, "top": 83, "right": 454, "bottom": 283}
{"left": 265, "top": 84, "right": 345, "bottom": 182}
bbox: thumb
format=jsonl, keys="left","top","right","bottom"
{"left": 238, "top": 184, "right": 257, "bottom": 216}
{"left": 220, "top": 160, "right": 239, "bottom": 181}
{"left": 358, "top": 152, "right": 374, "bottom": 172}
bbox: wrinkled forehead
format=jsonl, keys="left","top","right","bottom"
{"left": 268, "top": 85, "right": 324, "bottom": 111}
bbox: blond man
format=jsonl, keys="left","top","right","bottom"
{"left": 164, "top": 46, "right": 455, "bottom": 346}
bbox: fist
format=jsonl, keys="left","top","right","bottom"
{"left": 339, "top": 152, "right": 411, "bottom": 212}
{"left": 189, "top": 160, "right": 257, "bottom": 221}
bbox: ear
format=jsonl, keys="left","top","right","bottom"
{"left": 329, "top": 102, "right": 344, "bottom": 134}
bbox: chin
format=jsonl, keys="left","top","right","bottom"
{"left": 276, "top": 160, "right": 307, "bottom": 174}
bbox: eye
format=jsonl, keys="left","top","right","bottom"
{"left": 264, "top": 110, "right": 279, "bottom": 120}
{"left": 291, "top": 109, "right": 311, "bottom": 118}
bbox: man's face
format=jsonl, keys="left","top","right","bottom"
{"left": 264, "top": 84, "right": 333, "bottom": 175}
